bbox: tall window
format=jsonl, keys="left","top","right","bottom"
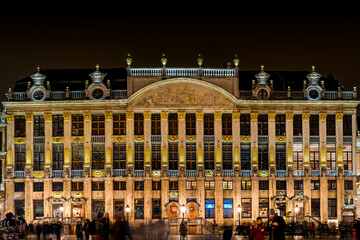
{"left": 33, "top": 182, "right": 44, "bottom": 192}
{"left": 134, "top": 143, "right": 144, "bottom": 170}
{"left": 113, "top": 143, "right": 126, "bottom": 169}
{"left": 310, "top": 143, "right": 319, "bottom": 170}
{"left": 72, "top": 114, "right": 84, "bottom": 136}
{"left": 259, "top": 198, "right": 269, "bottom": 218}
{"left": 275, "top": 114, "right": 286, "bottom": 136}
{"left": 241, "top": 143, "right": 251, "bottom": 170}
{"left": 52, "top": 182, "right": 63, "bottom": 191}
{"left": 168, "top": 142, "right": 178, "bottom": 170}
{"left": 328, "top": 198, "right": 337, "bottom": 218}
{"left": 276, "top": 144, "right": 286, "bottom": 170}
{"left": 293, "top": 144, "right": 303, "bottom": 170}
{"left": 92, "top": 181, "right": 105, "bottom": 191}
{"left": 92, "top": 115, "right": 105, "bottom": 135}
{"left": 259, "top": 180, "right": 269, "bottom": 190}
{"left": 328, "top": 180, "right": 337, "bottom": 190}
{"left": 241, "top": 180, "right": 252, "bottom": 190}
{"left": 33, "top": 115, "right": 45, "bottom": 137}
{"left": 169, "top": 181, "right": 178, "bottom": 190}
{"left": 343, "top": 144, "right": 352, "bottom": 170}
{"left": 33, "top": 144, "right": 45, "bottom": 170}
{"left": 14, "top": 116, "right": 26, "bottom": 137}
{"left": 204, "top": 114, "right": 214, "bottom": 135}
{"left": 222, "top": 142, "right": 232, "bottom": 170}
{"left": 152, "top": 181, "right": 161, "bottom": 190}
{"left": 186, "top": 113, "right": 196, "bottom": 135}
{"left": 310, "top": 115, "right": 319, "bottom": 136}
{"left": 222, "top": 114, "right": 232, "bottom": 135}
{"left": 72, "top": 144, "right": 84, "bottom": 170}
{"left": 135, "top": 199, "right": 144, "bottom": 219}
{"left": 223, "top": 199, "right": 233, "bottom": 218}
{"left": 258, "top": 115, "right": 268, "bottom": 136}
{"left": 52, "top": 144, "right": 64, "bottom": 170}
{"left": 151, "top": 114, "right": 161, "bottom": 135}
{"left": 113, "top": 114, "right": 126, "bottom": 135}
{"left": 311, "top": 199, "right": 320, "bottom": 217}
{"left": 343, "top": 115, "right": 352, "bottom": 136}
{"left": 276, "top": 180, "right": 287, "bottom": 190}
{"left": 151, "top": 142, "right": 161, "bottom": 170}
{"left": 186, "top": 143, "right": 196, "bottom": 170}
{"left": 293, "top": 115, "right": 302, "bottom": 136}
{"left": 241, "top": 198, "right": 251, "bottom": 218}
{"left": 114, "top": 200, "right": 125, "bottom": 215}
{"left": 134, "top": 114, "right": 144, "bottom": 135}
{"left": 240, "top": 114, "right": 250, "bottom": 136}
{"left": 33, "top": 200, "right": 44, "bottom": 218}
{"left": 152, "top": 199, "right": 161, "bottom": 219}
{"left": 52, "top": 115, "right": 64, "bottom": 137}
{"left": 15, "top": 144, "right": 26, "bottom": 171}
{"left": 205, "top": 199, "right": 215, "bottom": 218}
{"left": 326, "top": 115, "right": 335, "bottom": 136}
{"left": 204, "top": 142, "right": 214, "bottom": 170}
{"left": 258, "top": 143, "right": 268, "bottom": 170}
{"left": 71, "top": 182, "right": 84, "bottom": 191}
{"left": 326, "top": 144, "right": 336, "bottom": 170}
{"left": 92, "top": 144, "right": 105, "bottom": 169}
{"left": 168, "top": 113, "right": 178, "bottom": 135}
{"left": 15, "top": 200, "right": 24, "bottom": 218}
{"left": 294, "top": 180, "right": 303, "bottom": 190}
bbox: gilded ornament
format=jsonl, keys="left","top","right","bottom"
{"left": 25, "top": 113, "right": 33, "bottom": 121}
{"left": 71, "top": 136, "right": 84, "bottom": 143}
{"left": 177, "top": 112, "right": 186, "bottom": 119}
{"left": 161, "top": 53, "right": 167, "bottom": 66}
{"left": 286, "top": 112, "right": 294, "bottom": 120}
{"left": 233, "top": 54, "right": 240, "bottom": 68}
{"left": 204, "top": 170, "right": 215, "bottom": 177}
{"left": 186, "top": 135, "right": 196, "bottom": 142}
{"left": 52, "top": 136, "right": 64, "bottom": 143}
{"left": 83, "top": 112, "right": 91, "bottom": 120}
{"left": 14, "top": 137, "right": 26, "bottom": 144}
{"left": 319, "top": 112, "right": 327, "bottom": 120}
{"left": 197, "top": 54, "right": 203, "bottom": 67}
{"left": 276, "top": 136, "right": 286, "bottom": 143}
{"left": 302, "top": 112, "right": 310, "bottom": 120}
{"left": 168, "top": 135, "right": 178, "bottom": 142}
{"left": 152, "top": 170, "right": 161, "bottom": 177}
{"left": 126, "top": 53, "right": 132, "bottom": 67}
{"left": 222, "top": 135, "right": 232, "bottom": 142}
{"left": 214, "top": 112, "right": 222, "bottom": 120}
{"left": 241, "top": 136, "right": 251, "bottom": 142}
{"left": 63, "top": 113, "right": 71, "bottom": 120}
{"left": 126, "top": 111, "right": 134, "bottom": 119}
{"left": 250, "top": 112, "right": 259, "bottom": 121}
{"left": 104, "top": 112, "right": 113, "bottom": 119}
{"left": 72, "top": 192, "right": 82, "bottom": 198}
{"left": 92, "top": 170, "right": 105, "bottom": 177}
{"left": 33, "top": 171, "right": 44, "bottom": 178}
{"left": 143, "top": 111, "right": 152, "bottom": 119}
{"left": 259, "top": 170, "right": 269, "bottom": 177}
{"left": 268, "top": 112, "right": 276, "bottom": 120}
{"left": 196, "top": 112, "right": 204, "bottom": 120}
{"left": 5, "top": 115, "right": 14, "bottom": 122}
{"left": 336, "top": 112, "right": 344, "bottom": 120}
{"left": 160, "top": 112, "right": 169, "bottom": 119}
{"left": 232, "top": 112, "right": 240, "bottom": 119}
{"left": 134, "top": 135, "right": 144, "bottom": 142}
{"left": 44, "top": 113, "right": 52, "bottom": 121}
{"left": 52, "top": 192, "right": 63, "bottom": 199}
{"left": 113, "top": 135, "right": 126, "bottom": 143}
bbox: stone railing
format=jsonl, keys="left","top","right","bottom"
{"left": 113, "top": 169, "right": 126, "bottom": 177}
{"left": 238, "top": 90, "right": 356, "bottom": 100}
{"left": 129, "top": 68, "right": 237, "bottom": 77}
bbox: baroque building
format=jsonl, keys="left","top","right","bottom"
{"left": 0, "top": 55, "right": 359, "bottom": 234}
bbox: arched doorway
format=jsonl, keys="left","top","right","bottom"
{"left": 186, "top": 203, "right": 198, "bottom": 235}
{"left": 165, "top": 201, "right": 181, "bottom": 234}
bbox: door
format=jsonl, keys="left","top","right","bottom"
{"left": 276, "top": 203, "right": 286, "bottom": 217}
{"left": 71, "top": 203, "right": 83, "bottom": 218}
{"left": 294, "top": 202, "right": 304, "bottom": 216}
{"left": 52, "top": 204, "right": 64, "bottom": 218}
{"left": 169, "top": 205, "right": 179, "bottom": 234}
{"left": 187, "top": 204, "right": 198, "bottom": 234}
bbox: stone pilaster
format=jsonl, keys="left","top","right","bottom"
{"left": 161, "top": 112, "right": 169, "bottom": 171}
{"left": 25, "top": 113, "right": 33, "bottom": 175}
{"left": 44, "top": 179, "right": 52, "bottom": 217}
{"left": 126, "top": 179, "right": 135, "bottom": 226}
{"left": 232, "top": 113, "right": 240, "bottom": 174}
{"left": 302, "top": 113, "right": 310, "bottom": 170}
{"left": 161, "top": 179, "right": 169, "bottom": 218}
{"left": 83, "top": 179, "right": 92, "bottom": 219}
{"left": 143, "top": 112, "right": 151, "bottom": 174}
{"left": 336, "top": 177, "right": 344, "bottom": 219}
{"left": 63, "top": 179, "right": 71, "bottom": 217}
{"left": 24, "top": 180, "right": 33, "bottom": 221}
{"left": 234, "top": 177, "right": 241, "bottom": 223}
{"left": 286, "top": 113, "right": 294, "bottom": 172}
{"left": 196, "top": 177, "right": 205, "bottom": 219}
{"left": 250, "top": 113, "right": 259, "bottom": 174}
{"left": 63, "top": 113, "right": 71, "bottom": 171}
{"left": 179, "top": 179, "right": 186, "bottom": 205}
{"left": 5, "top": 180, "right": 15, "bottom": 215}
{"left": 44, "top": 113, "right": 52, "bottom": 173}
{"left": 126, "top": 112, "right": 134, "bottom": 175}
{"left": 196, "top": 112, "right": 204, "bottom": 171}
{"left": 336, "top": 113, "right": 344, "bottom": 169}
{"left": 214, "top": 112, "right": 222, "bottom": 175}
{"left": 105, "top": 112, "right": 113, "bottom": 176}
{"left": 5, "top": 115, "right": 14, "bottom": 170}
{"left": 178, "top": 112, "right": 186, "bottom": 175}
{"left": 320, "top": 178, "right": 328, "bottom": 221}
{"left": 303, "top": 178, "right": 311, "bottom": 216}
{"left": 144, "top": 179, "right": 152, "bottom": 224}
{"left": 83, "top": 113, "right": 92, "bottom": 173}
{"left": 251, "top": 179, "right": 259, "bottom": 222}
{"left": 287, "top": 179, "right": 294, "bottom": 215}
{"left": 319, "top": 113, "right": 327, "bottom": 168}
{"left": 215, "top": 177, "right": 224, "bottom": 225}
{"left": 105, "top": 178, "right": 114, "bottom": 220}
{"left": 268, "top": 113, "right": 276, "bottom": 173}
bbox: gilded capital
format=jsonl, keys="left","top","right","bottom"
{"left": 286, "top": 112, "right": 294, "bottom": 120}
{"left": 63, "top": 113, "right": 71, "bottom": 120}
{"left": 44, "top": 113, "right": 52, "bottom": 121}
{"left": 83, "top": 112, "right": 91, "bottom": 120}
{"left": 302, "top": 112, "right": 310, "bottom": 120}
{"left": 268, "top": 112, "right": 276, "bottom": 120}
{"left": 126, "top": 111, "right": 134, "bottom": 119}
{"left": 336, "top": 112, "right": 344, "bottom": 120}
{"left": 104, "top": 112, "right": 113, "bottom": 119}
{"left": 232, "top": 112, "right": 240, "bottom": 120}
{"left": 250, "top": 112, "right": 259, "bottom": 121}
{"left": 25, "top": 113, "right": 33, "bottom": 121}
{"left": 319, "top": 112, "right": 327, "bottom": 120}
{"left": 214, "top": 112, "right": 222, "bottom": 120}
{"left": 143, "top": 111, "right": 151, "bottom": 119}
{"left": 5, "top": 114, "right": 14, "bottom": 122}
{"left": 178, "top": 111, "right": 186, "bottom": 119}
{"left": 196, "top": 112, "right": 204, "bottom": 120}
{"left": 160, "top": 111, "right": 169, "bottom": 119}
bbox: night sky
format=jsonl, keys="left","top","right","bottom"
{"left": 0, "top": 4, "right": 359, "bottom": 97}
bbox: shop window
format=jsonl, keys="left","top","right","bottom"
{"left": 223, "top": 199, "right": 233, "bottom": 218}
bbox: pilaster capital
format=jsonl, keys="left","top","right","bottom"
{"left": 232, "top": 112, "right": 240, "bottom": 120}
{"left": 177, "top": 111, "right": 186, "bottom": 119}
{"left": 268, "top": 112, "right": 276, "bottom": 120}
{"left": 63, "top": 113, "right": 71, "bottom": 121}
{"left": 126, "top": 111, "right": 134, "bottom": 119}
{"left": 319, "top": 112, "right": 327, "bottom": 120}
{"left": 83, "top": 112, "right": 91, "bottom": 120}
{"left": 25, "top": 113, "right": 33, "bottom": 121}
{"left": 302, "top": 112, "right": 310, "bottom": 120}
{"left": 336, "top": 112, "right": 344, "bottom": 120}
{"left": 196, "top": 112, "right": 204, "bottom": 120}
{"left": 5, "top": 114, "right": 14, "bottom": 122}
{"left": 104, "top": 112, "right": 113, "bottom": 119}
{"left": 160, "top": 111, "right": 169, "bottom": 119}
{"left": 44, "top": 113, "right": 52, "bottom": 121}
{"left": 250, "top": 112, "right": 259, "bottom": 121}
{"left": 286, "top": 112, "right": 294, "bottom": 120}
{"left": 143, "top": 111, "right": 151, "bottom": 119}
{"left": 214, "top": 112, "right": 222, "bottom": 120}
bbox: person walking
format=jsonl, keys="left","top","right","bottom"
{"left": 250, "top": 217, "right": 267, "bottom": 240}
{"left": 35, "top": 222, "right": 42, "bottom": 240}
{"left": 93, "top": 212, "right": 104, "bottom": 240}
{"left": 223, "top": 226, "right": 233, "bottom": 240}
{"left": 53, "top": 221, "right": 62, "bottom": 240}
{"left": 76, "top": 221, "right": 84, "bottom": 240}
{"left": 179, "top": 220, "right": 187, "bottom": 240}
{"left": 309, "top": 222, "right": 316, "bottom": 238}
{"left": 111, "top": 214, "right": 132, "bottom": 240}
{"left": 0, "top": 212, "right": 20, "bottom": 240}
{"left": 353, "top": 219, "right": 360, "bottom": 240}
{"left": 289, "top": 220, "right": 295, "bottom": 238}
{"left": 268, "top": 209, "right": 285, "bottom": 240}
{"left": 83, "top": 219, "right": 91, "bottom": 240}
{"left": 102, "top": 213, "right": 111, "bottom": 240}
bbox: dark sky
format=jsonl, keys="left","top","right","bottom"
{"left": 0, "top": 4, "right": 359, "bottom": 96}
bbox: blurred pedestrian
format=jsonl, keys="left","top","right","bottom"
{"left": 223, "top": 226, "right": 233, "bottom": 240}
{"left": 1, "top": 212, "right": 20, "bottom": 240}
{"left": 76, "top": 221, "right": 84, "bottom": 240}
{"left": 112, "top": 213, "right": 132, "bottom": 240}
{"left": 250, "top": 217, "right": 266, "bottom": 240}
{"left": 35, "top": 222, "right": 42, "bottom": 240}
{"left": 102, "top": 213, "right": 111, "bottom": 240}
{"left": 268, "top": 209, "right": 285, "bottom": 240}
{"left": 84, "top": 219, "right": 91, "bottom": 240}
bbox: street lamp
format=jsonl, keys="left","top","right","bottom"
{"left": 125, "top": 204, "right": 130, "bottom": 221}
{"left": 180, "top": 205, "right": 186, "bottom": 220}
{"left": 237, "top": 205, "right": 242, "bottom": 226}
{"left": 295, "top": 207, "right": 299, "bottom": 223}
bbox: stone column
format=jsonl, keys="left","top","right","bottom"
{"left": 196, "top": 112, "right": 204, "bottom": 176}
{"left": 179, "top": 179, "right": 186, "bottom": 206}
{"left": 126, "top": 179, "right": 135, "bottom": 226}
{"left": 63, "top": 179, "right": 72, "bottom": 218}
{"left": 178, "top": 112, "right": 186, "bottom": 176}
{"left": 25, "top": 113, "right": 33, "bottom": 176}
{"left": 161, "top": 178, "right": 169, "bottom": 218}
{"left": 250, "top": 113, "right": 259, "bottom": 173}
{"left": 268, "top": 113, "right": 276, "bottom": 175}
{"left": 143, "top": 112, "right": 151, "bottom": 176}
{"left": 287, "top": 180, "right": 294, "bottom": 215}
{"left": 105, "top": 178, "right": 114, "bottom": 220}
{"left": 232, "top": 112, "right": 240, "bottom": 175}
{"left": 286, "top": 113, "right": 294, "bottom": 173}
{"left": 320, "top": 178, "right": 328, "bottom": 221}
{"left": 251, "top": 179, "right": 259, "bottom": 222}
{"left": 303, "top": 178, "right": 311, "bottom": 216}
{"left": 319, "top": 113, "right": 327, "bottom": 169}
{"left": 126, "top": 112, "right": 134, "bottom": 175}
{"left": 44, "top": 113, "right": 52, "bottom": 177}
{"left": 214, "top": 112, "right": 222, "bottom": 176}
{"left": 83, "top": 113, "right": 92, "bottom": 176}
{"left": 302, "top": 113, "right": 310, "bottom": 174}
{"left": 5, "top": 180, "right": 15, "bottom": 216}
{"left": 83, "top": 179, "right": 92, "bottom": 219}
{"left": 24, "top": 180, "right": 33, "bottom": 221}
{"left": 161, "top": 112, "right": 169, "bottom": 175}
{"left": 336, "top": 113, "right": 344, "bottom": 170}
{"left": 63, "top": 113, "right": 72, "bottom": 175}
{"left": 5, "top": 115, "right": 14, "bottom": 171}
{"left": 144, "top": 179, "right": 152, "bottom": 224}
{"left": 44, "top": 179, "right": 52, "bottom": 217}
{"left": 105, "top": 112, "right": 113, "bottom": 176}
{"left": 269, "top": 178, "right": 276, "bottom": 210}
{"left": 234, "top": 177, "right": 241, "bottom": 224}
{"left": 196, "top": 177, "right": 205, "bottom": 219}
{"left": 215, "top": 177, "right": 224, "bottom": 225}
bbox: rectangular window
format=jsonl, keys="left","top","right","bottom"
{"left": 223, "top": 199, "right": 233, "bottom": 218}
{"left": 241, "top": 198, "right": 251, "bottom": 218}
{"left": 15, "top": 144, "right": 26, "bottom": 171}
{"left": 276, "top": 180, "right": 286, "bottom": 190}
{"left": 92, "top": 114, "right": 105, "bottom": 135}
{"left": 328, "top": 198, "right": 337, "bottom": 218}
{"left": 135, "top": 181, "right": 144, "bottom": 191}
{"left": 326, "top": 115, "right": 336, "bottom": 136}
{"left": 294, "top": 180, "right": 303, "bottom": 190}
{"left": 33, "top": 144, "right": 45, "bottom": 170}
{"left": 275, "top": 144, "right": 286, "bottom": 170}
{"left": 92, "top": 181, "right": 105, "bottom": 191}
{"left": 114, "top": 200, "right": 124, "bottom": 216}
{"left": 240, "top": 114, "right": 250, "bottom": 136}
{"left": 241, "top": 143, "right": 251, "bottom": 170}
{"left": 186, "top": 113, "right": 196, "bottom": 135}
{"left": 151, "top": 114, "right": 161, "bottom": 135}
{"left": 71, "top": 182, "right": 83, "bottom": 191}
{"left": 186, "top": 142, "right": 196, "bottom": 170}
{"left": 186, "top": 181, "right": 197, "bottom": 190}
{"left": 343, "top": 115, "right": 352, "bottom": 136}
{"left": 293, "top": 144, "right": 303, "bottom": 170}
{"left": 15, "top": 182, "right": 25, "bottom": 192}
{"left": 345, "top": 180, "right": 353, "bottom": 190}
{"left": 204, "top": 114, "right": 214, "bottom": 135}
{"left": 52, "top": 115, "right": 64, "bottom": 137}
{"left": 204, "top": 142, "right": 214, "bottom": 170}
{"left": 152, "top": 199, "right": 161, "bottom": 219}
{"left": 258, "top": 114, "right": 268, "bottom": 136}
{"left": 259, "top": 198, "right": 269, "bottom": 218}
{"left": 223, "top": 181, "right": 233, "bottom": 190}
{"left": 72, "top": 144, "right": 84, "bottom": 170}
{"left": 113, "top": 114, "right": 126, "bottom": 135}
{"left": 134, "top": 143, "right": 144, "bottom": 170}
{"left": 311, "top": 180, "right": 320, "bottom": 190}
{"left": 52, "top": 182, "right": 63, "bottom": 191}
{"left": 222, "top": 142, "right": 233, "bottom": 170}
{"left": 92, "top": 201, "right": 105, "bottom": 218}
{"left": 92, "top": 144, "right": 105, "bottom": 169}
{"left": 275, "top": 114, "right": 286, "bottom": 136}
{"left": 205, "top": 181, "right": 215, "bottom": 190}
{"left": 241, "top": 180, "right": 252, "bottom": 190}
{"left": 222, "top": 113, "right": 232, "bottom": 135}
{"left": 205, "top": 199, "right": 215, "bottom": 218}
{"left": 259, "top": 180, "right": 269, "bottom": 190}
{"left": 151, "top": 142, "right": 161, "bottom": 170}
{"left": 135, "top": 199, "right": 144, "bottom": 219}
{"left": 152, "top": 181, "right": 161, "bottom": 190}
{"left": 14, "top": 116, "right": 26, "bottom": 137}
{"left": 169, "top": 181, "right": 178, "bottom": 191}
{"left": 15, "top": 200, "right": 25, "bottom": 218}
{"left": 34, "top": 200, "right": 44, "bottom": 219}
{"left": 326, "top": 143, "right": 336, "bottom": 170}
{"left": 52, "top": 144, "right": 64, "bottom": 170}
{"left": 311, "top": 198, "right": 320, "bottom": 217}
{"left": 293, "top": 115, "right": 302, "bottom": 136}
{"left": 33, "top": 115, "right": 45, "bottom": 137}
{"left": 113, "top": 143, "right": 126, "bottom": 169}
{"left": 168, "top": 113, "right": 178, "bottom": 135}
{"left": 134, "top": 113, "right": 144, "bottom": 135}
{"left": 114, "top": 181, "right": 127, "bottom": 191}
{"left": 33, "top": 182, "right": 44, "bottom": 192}
{"left": 258, "top": 143, "right": 268, "bottom": 170}
{"left": 310, "top": 115, "right": 319, "bottom": 136}
{"left": 328, "top": 180, "right": 337, "bottom": 190}
{"left": 310, "top": 143, "right": 320, "bottom": 170}
{"left": 72, "top": 114, "right": 84, "bottom": 136}
{"left": 169, "top": 142, "right": 178, "bottom": 170}
{"left": 343, "top": 144, "right": 352, "bottom": 170}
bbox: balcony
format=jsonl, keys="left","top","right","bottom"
{"left": 258, "top": 135, "right": 268, "bottom": 142}
{"left": 91, "top": 135, "right": 105, "bottom": 143}
{"left": 134, "top": 170, "right": 144, "bottom": 177}
{"left": 168, "top": 170, "right": 179, "bottom": 177}
{"left": 33, "top": 136, "right": 45, "bottom": 144}
{"left": 113, "top": 169, "right": 126, "bottom": 177}
{"left": 327, "top": 169, "right": 337, "bottom": 176}
{"left": 241, "top": 170, "right": 252, "bottom": 177}
{"left": 186, "top": 170, "right": 197, "bottom": 177}
{"left": 276, "top": 170, "right": 287, "bottom": 177}
{"left": 52, "top": 170, "right": 63, "bottom": 178}
{"left": 71, "top": 170, "right": 83, "bottom": 178}
{"left": 129, "top": 68, "right": 236, "bottom": 77}
{"left": 293, "top": 136, "right": 303, "bottom": 143}
{"left": 14, "top": 170, "right": 25, "bottom": 178}
{"left": 344, "top": 170, "right": 353, "bottom": 176}
{"left": 293, "top": 170, "right": 304, "bottom": 177}
{"left": 223, "top": 170, "right": 233, "bottom": 177}
{"left": 204, "top": 135, "right": 215, "bottom": 142}
{"left": 311, "top": 170, "right": 320, "bottom": 176}
{"left": 151, "top": 135, "right": 161, "bottom": 142}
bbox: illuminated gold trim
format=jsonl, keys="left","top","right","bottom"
{"left": 268, "top": 112, "right": 276, "bottom": 120}
{"left": 143, "top": 111, "right": 151, "bottom": 119}
{"left": 319, "top": 112, "right": 327, "bottom": 120}
{"left": 104, "top": 112, "right": 113, "bottom": 119}
{"left": 72, "top": 192, "right": 82, "bottom": 198}
{"left": 241, "top": 136, "right": 251, "bottom": 142}
{"left": 168, "top": 135, "right": 178, "bottom": 142}
{"left": 113, "top": 135, "right": 126, "bottom": 143}
{"left": 92, "top": 170, "right": 105, "bottom": 177}
{"left": 71, "top": 136, "right": 84, "bottom": 143}
{"left": 44, "top": 113, "right": 52, "bottom": 121}
{"left": 134, "top": 135, "right": 144, "bottom": 142}
{"left": 126, "top": 111, "right": 134, "bottom": 119}
{"left": 83, "top": 112, "right": 91, "bottom": 120}
{"left": 336, "top": 112, "right": 344, "bottom": 120}
{"left": 186, "top": 135, "right": 196, "bottom": 142}
{"left": 33, "top": 171, "right": 44, "bottom": 178}
{"left": 52, "top": 136, "right": 64, "bottom": 143}
{"left": 250, "top": 112, "right": 259, "bottom": 121}
{"left": 214, "top": 112, "right": 222, "bottom": 120}
{"left": 6, "top": 115, "right": 14, "bottom": 122}
{"left": 25, "top": 113, "right": 33, "bottom": 121}
{"left": 160, "top": 111, "right": 169, "bottom": 119}
{"left": 14, "top": 137, "right": 26, "bottom": 144}
{"left": 178, "top": 112, "right": 186, "bottom": 119}
{"left": 63, "top": 113, "right": 71, "bottom": 120}
{"left": 276, "top": 136, "right": 286, "bottom": 142}
{"left": 196, "top": 112, "right": 204, "bottom": 120}
{"left": 302, "top": 112, "right": 310, "bottom": 120}
{"left": 222, "top": 135, "right": 232, "bottom": 142}
{"left": 232, "top": 112, "right": 240, "bottom": 119}
{"left": 286, "top": 112, "right": 294, "bottom": 120}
